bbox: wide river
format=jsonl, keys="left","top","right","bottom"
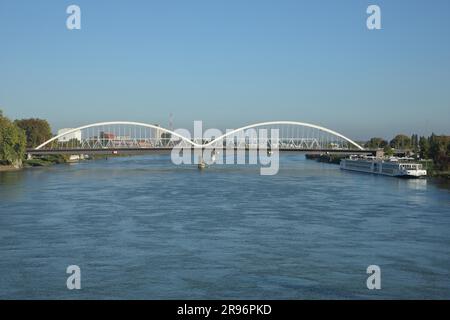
{"left": 0, "top": 154, "right": 449, "bottom": 299}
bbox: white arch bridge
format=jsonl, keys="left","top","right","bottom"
{"left": 28, "top": 121, "right": 372, "bottom": 155}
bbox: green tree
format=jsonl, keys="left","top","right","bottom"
{"left": 160, "top": 132, "right": 172, "bottom": 146}
{"left": 0, "top": 111, "right": 27, "bottom": 165}
{"left": 14, "top": 118, "right": 52, "bottom": 148}
{"left": 390, "top": 134, "right": 411, "bottom": 149}
{"left": 411, "top": 134, "right": 419, "bottom": 152}
{"left": 364, "top": 137, "right": 388, "bottom": 149}
{"left": 429, "top": 134, "right": 450, "bottom": 171}
{"left": 419, "top": 136, "right": 430, "bottom": 159}
{"left": 60, "top": 138, "right": 81, "bottom": 149}
{"left": 383, "top": 145, "right": 394, "bottom": 156}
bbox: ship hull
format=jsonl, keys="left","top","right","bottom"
{"left": 340, "top": 159, "right": 427, "bottom": 178}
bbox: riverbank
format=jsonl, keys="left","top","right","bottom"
{"left": 23, "top": 155, "right": 69, "bottom": 168}
{"left": 305, "top": 154, "right": 449, "bottom": 179}
{"left": 1, "top": 155, "right": 69, "bottom": 171}
{"left": 0, "top": 159, "right": 22, "bottom": 171}
{"left": 0, "top": 165, "right": 21, "bottom": 172}
{"left": 2, "top": 154, "right": 131, "bottom": 171}
{"left": 419, "top": 160, "right": 450, "bottom": 178}
{"left": 429, "top": 171, "right": 450, "bottom": 179}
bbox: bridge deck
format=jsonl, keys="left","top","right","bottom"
{"left": 27, "top": 148, "right": 377, "bottom": 155}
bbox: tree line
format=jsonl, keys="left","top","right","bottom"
{"left": 0, "top": 109, "right": 52, "bottom": 167}
{"left": 365, "top": 133, "right": 450, "bottom": 172}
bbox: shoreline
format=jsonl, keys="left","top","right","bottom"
{"left": 0, "top": 165, "right": 22, "bottom": 172}
{"left": 2, "top": 155, "right": 449, "bottom": 180}
{"left": 0, "top": 154, "right": 128, "bottom": 173}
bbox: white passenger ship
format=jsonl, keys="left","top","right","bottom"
{"left": 340, "top": 156, "right": 427, "bottom": 178}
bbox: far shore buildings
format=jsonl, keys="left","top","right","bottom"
{"left": 56, "top": 124, "right": 164, "bottom": 147}
{"left": 57, "top": 128, "right": 81, "bottom": 142}
{"left": 154, "top": 124, "right": 163, "bottom": 141}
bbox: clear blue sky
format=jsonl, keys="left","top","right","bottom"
{"left": 0, "top": 0, "right": 449, "bottom": 139}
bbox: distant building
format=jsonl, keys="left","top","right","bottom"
{"left": 57, "top": 128, "right": 81, "bottom": 142}
{"left": 154, "top": 124, "right": 163, "bottom": 141}
{"left": 100, "top": 132, "right": 115, "bottom": 140}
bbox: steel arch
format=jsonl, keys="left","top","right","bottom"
{"left": 35, "top": 121, "right": 200, "bottom": 149}
{"left": 203, "top": 121, "right": 364, "bottom": 150}
{"left": 36, "top": 120, "right": 364, "bottom": 150}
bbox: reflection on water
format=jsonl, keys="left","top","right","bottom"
{"left": 404, "top": 178, "right": 428, "bottom": 190}
{"left": 432, "top": 177, "right": 450, "bottom": 193}
{"left": 0, "top": 154, "right": 449, "bottom": 299}
{"left": 0, "top": 170, "right": 25, "bottom": 201}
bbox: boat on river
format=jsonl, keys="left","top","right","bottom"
{"left": 340, "top": 155, "right": 427, "bottom": 178}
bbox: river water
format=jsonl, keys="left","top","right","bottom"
{"left": 0, "top": 154, "right": 449, "bottom": 299}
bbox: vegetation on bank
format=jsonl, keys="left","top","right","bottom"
{"left": 14, "top": 118, "right": 52, "bottom": 148}
{"left": 364, "top": 134, "right": 412, "bottom": 157}
{"left": 0, "top": 109, "right": 66, "bottom": 170}
{"left": 0, "top": 110, "right": 26, "bottom": 168}
{"left": 363, "top": 133, "right": 449, "bottom": 176}
{"left": 0, "top": 109, "right": 137, "bottom": 171}
{"left": 309, "top": 133, "right": 449, "bottom": 178}
{"left": 23, "top": 155, "right": 69, "bottom": 167}
{"left": 419, "top": 160, "right": 450, "bottom": 178}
